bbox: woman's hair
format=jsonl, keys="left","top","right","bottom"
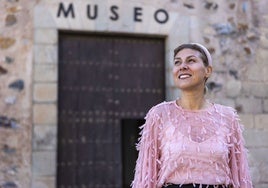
{"left": 173, "top": 43, "right": 210, "bottom": 67}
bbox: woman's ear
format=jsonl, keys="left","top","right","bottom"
{"left": 205, "top": 65, "right": 213, "bottom": 78}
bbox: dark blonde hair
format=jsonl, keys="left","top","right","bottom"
{"left": 174, "top": 44, "right": 209, "bottom": 67}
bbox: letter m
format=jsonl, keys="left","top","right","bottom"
{"left": 57, "top": 2, "right": 75, "bottom": 18}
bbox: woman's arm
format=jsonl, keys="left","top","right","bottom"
{"left": 131, "top": 108, "right": 160, "bottom": 188}
{"left": 229, "top": 111, "right": 253, "bottom": 188}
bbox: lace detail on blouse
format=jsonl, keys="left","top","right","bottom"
{"left": 131, "top": 101, "right": 252, "bottom": 188}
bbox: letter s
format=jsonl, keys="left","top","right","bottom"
{"left": 110, "top": 5, "right": 119, "bottom": 21}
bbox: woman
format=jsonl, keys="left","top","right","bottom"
{"left": 131, "top": 43, "right": 253, "bottom": 188}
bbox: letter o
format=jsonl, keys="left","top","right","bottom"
{"left": 154, "top": 9, "right": 169, "bottom": 24}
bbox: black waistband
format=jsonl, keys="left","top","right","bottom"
{"left": 163, "top": 184, "right": 227, "bottom": 188}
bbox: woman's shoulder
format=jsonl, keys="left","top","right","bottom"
{"left": 214, "top": 103, "right": 236, "bottom": 111}
{"left": 146, "top": 100, "right": 175, "bottom": 115}
{"left": 213, "top": 102, "right": 238, "bottom": 119}
{"left": 149, "top": 100, "right": 175, "bottom": 110}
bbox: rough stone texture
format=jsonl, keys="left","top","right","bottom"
{"left": 235, "top": 97, "right": 263, "bottom": 114}
{"left": 254, "top": 114, "right": 268, "bottom": 130}
{"left": 33, "top": 83, "right": 57, "bottom": 102}
{"left": 239, "top": 114, "right": 254, "bottom": 129}
{"left": 33, "top": 64, "right": 58, "bottom": 82}
{"left": 242, "top": 82, "right": 268, "bottom": 98}
{"left": 5, "top": 14, "right": 17, "bottom": 26}
{"left": 0, "top": 0, "right": 34, "bottom": 187}
{"left": 244, "top": 129, "right": 268, "bottom": 147}
{"left": 34, "top": 29, "right": 57, "bottom": 44}
{"left": 33, "top": 104, "right": 57, "bottom": 125}
{"left": 226, "top": 79, "right": 242, "bottom": 98}
{"left": 33, "top": 125, "right": 57, "bottom": 150}
{"left": 34, "top": 45, "right": 57, "bottom": 64}
{"left": 0, "top": 37, "right": 16, "bottom": 49}
{"left": 31, "top": 177, "right": 55, "bottom": 188}
{"left": 0, "top": 0, "right": 268, "bottom": 187}
{"left": 32, "top": 151, "right": 56, "bottom": 176}
{"left": 264, "top": 99, "right": 268, "bottom": 113}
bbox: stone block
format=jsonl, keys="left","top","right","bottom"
{"left": 241, "top": 82, "right": 253, "bottom": 97}
{"left": 34, "top": 4, "right": 56, "bottom": 28}
{"left": 165, "top": 50, "right": 174, "bottom": 70}
{"left": 259, "top": 163, "right": 268, "bottom": 182}
{"left": 255, "top": 184, "right": 268, "bottom": 188}
{"left": 33, "top": 104, "right": 57, "bottom": 125}
{"left": 34, "top": 44, "right": 57, "bottom": 64}
{"left": 235, "top": 98, "right": 262, "bottom": 114}
{"left": 250, "top": 165, "right": 260, "bottom": 185}
{"left": 263, "top": 65, "right": 268, "bottom": 82}
{"left": 33, "top": 125, "right": 57, "bottom": 150}
{"left": 5, "top": 14, "right": 17, "bottom": 26}
{"left": 34, "top": 64, "right": 58, "bottom": 82}
{"left": 213, "top": 98, "right": 235, "bottom": 108}
{"left": 256, "top": 48, "right": 268, "bottom": 64}
{"left": 245, "top": 64, "right": 264, "bottom": 82}
{"left": 31, "top": 176, "right": 56, "bottom": 188}
{"left": 264, "top": 99, "right": 268, "bottom": 113}
{"left": 242, "top": 82, "right": 268, "bottom": 98}
{"left": 254, "top": 114, "right": 268, "bottom": 130}
{"left": 239, "top": 114, "right": 254, "bottom": 129}
{"left": 32, "top": 151, "right": 56, "bottom": 176}
{"left": 259, "top": 33, "right": 268, "bottom": 49}
{"left": 33, "top": 83, "right": 57, "bottom": 102}
{"left": 167, "top": 15, "right": 190, "bottom": 50}
{"left": 226, "top": 79, "right": 241, "bottom": 98}
{"left": 5, "top": 136, "right": 19, "bottom": 148}
{"left": 34, "top": 29, "right": 57, "bottom": 44}
{"left": 248, "top": 148, "right": 268, "bottom": 163}
{"left": 243, "top": 129, "right": 268, "bottom": 147}
{"left": 165, "top": 69, "right": 174, "bottom": 87}
{"left": 0, "top": 36, "right": 15, "bottom": 49}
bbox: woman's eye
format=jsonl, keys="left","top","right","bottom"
{"left": 187, "top": 59, "right": 196, "bottom": 63}
{"left": 174, "top": 61, "right": 181, "bottom": 65}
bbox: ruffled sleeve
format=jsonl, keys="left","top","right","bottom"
{"left": 131, "top": 107, "right": 161, "bottom": 188}
{"left": 229, "top": 111, "right": 253, "bottom": 188}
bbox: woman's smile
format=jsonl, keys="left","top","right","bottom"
{"left": 178, "top": 73, "right": 192, "bottom": 79}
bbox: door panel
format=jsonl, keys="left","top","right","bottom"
{"left": 58, "top": 33, "right": 165, "bottom": 188}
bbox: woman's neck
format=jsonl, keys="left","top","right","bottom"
{"left": 178, "top": 91, "right": 207, "bottom": 110}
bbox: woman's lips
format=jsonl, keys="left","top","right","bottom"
{"left": 178, "top": 74, "right": 192, "bottom": 79}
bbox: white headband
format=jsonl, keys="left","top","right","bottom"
{"left": 191, "top": 43, "right": 212, "bottom": 66}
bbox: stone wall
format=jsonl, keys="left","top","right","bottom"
{"left": 0, "top": 0, "right": 268, "bottom": 188}
{"left": 0, "top": 0, "right": 34, "bottom": 187}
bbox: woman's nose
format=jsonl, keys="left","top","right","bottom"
{"left": 179, "top": 62, "right": 189, "bottom": 70}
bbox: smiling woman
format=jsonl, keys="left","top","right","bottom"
{"left": 131, "top": 43, "right": 253, "bottom": 188}
{"left": 173, "top": 43, "right": 212, "bottom": 98}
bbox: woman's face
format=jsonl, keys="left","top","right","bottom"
{"left": 172, "top": 48, "right": 212, "bottom": 91}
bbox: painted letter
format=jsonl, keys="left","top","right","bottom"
{"left": 134, "top": 7, "right": 142, "bottom": 22}
{"left": 110, "top": 5, "right": 119, "bottom": 21}
{"left": 57, "top": 2, "right": 75, "bottom": 18}
{"left": 87, "top": 5, "right": 98, "bottom": 20}
{"left": 154, "top": 9, "right": 169, "bottom": 24}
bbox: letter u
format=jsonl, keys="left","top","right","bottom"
{"left": 87, "top": 5, "right": 98, "bottom": 19}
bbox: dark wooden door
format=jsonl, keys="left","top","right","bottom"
{"left": 57, "top": 33, "right": 165, "bottom": 188}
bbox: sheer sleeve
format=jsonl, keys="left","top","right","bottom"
{"left": 131, "top": 108, "right": 161, "bottom": 188}
{"left": 229, "top": 111, "right": 253, "bottom": 188}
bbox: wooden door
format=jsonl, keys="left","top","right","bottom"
{"left": 57, "top": 33, "right": 165, "bottom": 188}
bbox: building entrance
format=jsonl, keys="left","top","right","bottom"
{"left": 57, "top": 32, "right": 165, "bottom": 188}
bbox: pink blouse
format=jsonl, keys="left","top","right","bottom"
{"left": 132, "top": 101, "right": 252, "bottom": 188}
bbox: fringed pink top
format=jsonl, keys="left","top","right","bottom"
{"left": 132, "top": 101, "right": 252, "bottom": 188}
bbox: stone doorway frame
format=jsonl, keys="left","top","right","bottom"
{"left": 32, "top": 1, "right": 190, "bottom": 187}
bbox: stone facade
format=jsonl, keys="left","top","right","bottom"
{"left": 0, "top": 0, "right": 268, "bottom": 188}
